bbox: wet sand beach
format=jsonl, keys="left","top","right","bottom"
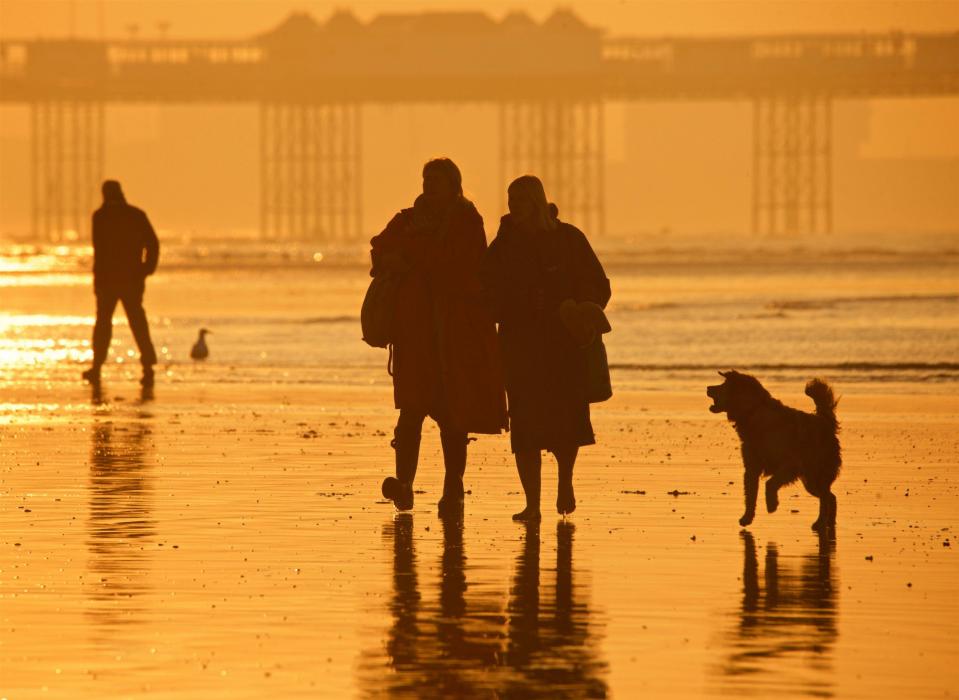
{"left": 1, "top": 379, "right": 957, "bottom": 698}
{"left": 2, "top": 237, "right": 958, "bottom": 697}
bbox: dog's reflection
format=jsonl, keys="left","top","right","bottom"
{"left": 378, "top": 517, "right": 607, "bottom": 696}
{"left": 86, "top": 417, "right": 156, "bottom": 635}
{"left": 721, "top": 531, "right": 838, "bottom": 694}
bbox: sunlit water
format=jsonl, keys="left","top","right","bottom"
{"left": 2, "top": 235, "right": 957, "bottom": 390}
{"left": 1, "top": 235, "right": 957, "bottom": 698}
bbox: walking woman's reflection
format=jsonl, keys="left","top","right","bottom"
{"left": 721, "top": 532, "right": 838, "bottom": 695}
{"left": 86, "top": 396, "right": 156, "bottom": 636}
{"left": 374, "top": 518, "right": 607, "bottom": 696}
{"left": 505, "top": 521, "right": 608, "bottom": 697}
{"left": 380, "top": 514, "right": 503, "bottom": 696}
{"left": 436, "top": 513, "right": 501, "bottom": 673}
{"left": 384, "top": 514, "right": 421, "bottom": 674}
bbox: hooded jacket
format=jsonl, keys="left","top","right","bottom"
{"left": 92, "top": 197, "right": 159, "bottom": 290}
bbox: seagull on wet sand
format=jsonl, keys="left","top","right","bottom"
{"left": 190, "top": 328, "right": 211, "bottom": 360}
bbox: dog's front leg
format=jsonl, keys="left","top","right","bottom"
{"left": 740, "top": 452, "right": 761, "bottom": 526}
{"left": 765, "top": 472, "right": 791, "bottom": 514}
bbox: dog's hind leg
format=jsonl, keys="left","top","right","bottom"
{"left": 809, "top": 488, "right": 837, "bottom": 533}
{"left": 826, "top": 491, "right": 837, "bottom": 530}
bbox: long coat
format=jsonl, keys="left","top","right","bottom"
{"left": 370, "top": 198, "right": 508, "bottom": 435}
{"left": 480, "top": 214, "right": 611, "bottom": 452}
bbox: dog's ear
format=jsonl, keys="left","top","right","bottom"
{"left": 719, "top": 370, "right": 729, "bottom": 378}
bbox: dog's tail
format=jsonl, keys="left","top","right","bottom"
{"left": 806, "top": 378, "right": 839, "bottom": 431}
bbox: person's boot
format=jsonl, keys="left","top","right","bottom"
{"left": 438, "top": 432, "right": 468, "bottom": 516}
{"left": 140, "top": 365, "right": 155, "bottom": 388}
{"left": 382, "top": 426, "right": 420, "bottom": 511}
{"left": 82, "top": 365, "right": 102, "bottom": 384}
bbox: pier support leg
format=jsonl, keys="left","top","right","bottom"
{"left": 752, "top": 96, "right": 832, "bottom": 235}
{"left": 499, "top": 100, "right": 605, "bottom": 236}
{"left": 31, "top": 100, "right": 104, "bottom": 241}
{"left": 259, "top": 102, "right": 363, "bottom": 242}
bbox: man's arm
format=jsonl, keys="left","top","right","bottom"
{"left": 91, "top": 212, "right": 100, "bottom": 273}
{"left": 141, "top": 211, "right": 159, "bottom": 276}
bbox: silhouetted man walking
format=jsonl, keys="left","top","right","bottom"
{"left": 82, "top": 180, "right": 159, "bottom": 387}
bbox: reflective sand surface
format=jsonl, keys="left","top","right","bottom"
{"left": 1, "top": 238, "right": 958, "bottom": 697}
{"left": 2, "top": 382, "right": 957, "bottom": 698}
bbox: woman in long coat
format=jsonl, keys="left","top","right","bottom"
{"left": 481, "top": 176, "right": 611, "bottom": 520}
{"left": 370, "top": 158, "right": 507, "bottom": 514}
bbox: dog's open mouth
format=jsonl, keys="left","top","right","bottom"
{"left": 706, "top": 386, "right": 725, "bottom": 413}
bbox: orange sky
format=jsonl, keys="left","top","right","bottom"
{"left": 1, "top": 1, "right": 957, "bottom": 237}
{"left": 1, "top": 0, "right": 959, "bottom": 39}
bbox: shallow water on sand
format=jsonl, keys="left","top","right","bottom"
{"left": 1, "top": 237, "right": 958, "bottom": 698}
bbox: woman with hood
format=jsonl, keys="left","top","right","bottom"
{"left": 481, "top": 176, "right": 611, "bottom": 521}
{"left": 370, "top": 158, "right": 507, "bottom": 515}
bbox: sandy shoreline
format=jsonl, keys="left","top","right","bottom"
{"left": 1, "top": 377, "right": 957, "bottom": 698}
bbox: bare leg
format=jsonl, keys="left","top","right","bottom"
{"left": 553, "top": 444, "right": 578, "bottom": 515}
{"left": 513, "top": 449, "right": 542, "bottom": 521}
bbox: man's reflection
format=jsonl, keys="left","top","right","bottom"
{"left": 375, "top": 516, "right": 608, "bottom": 696}
{"left": 721, "top": 532, "right": 838, "bottom": 695}
{"left": 86, "top": 408, "right": 156, "bottom": 635}
{"left": 90, "top": 380, "right": 154, "bottom": 407}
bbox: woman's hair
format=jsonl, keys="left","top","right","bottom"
{"left": 101, "top": 179, "right": 126, "bottom": 203}
{"left": 422, "top": 158, "right": 463, "bottom": 197}
{"left": 508, "top": 175, "right": 557, "bottom": 231}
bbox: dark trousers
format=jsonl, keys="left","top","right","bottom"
{"left": 92, "top": 282, "right": 157, "bottom": 369}
{"left": 393, "top": 409, "right": 468, "bottom": 499}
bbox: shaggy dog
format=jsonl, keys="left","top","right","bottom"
{"left": 706, "top": 371, "right": 841, "bottom": 532}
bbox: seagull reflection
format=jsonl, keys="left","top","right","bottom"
{"left": 372, "top": 516, "right": 608, "bottom": 697}
{"left": 720, "top": 531, "right": 838, "bottom": 696}
{"left": 86, "top": 416, "right": 156, "bottom": 636}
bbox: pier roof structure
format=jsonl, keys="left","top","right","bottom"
{"left": 2, "top": 10, "right": 955, "bottom": 102}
